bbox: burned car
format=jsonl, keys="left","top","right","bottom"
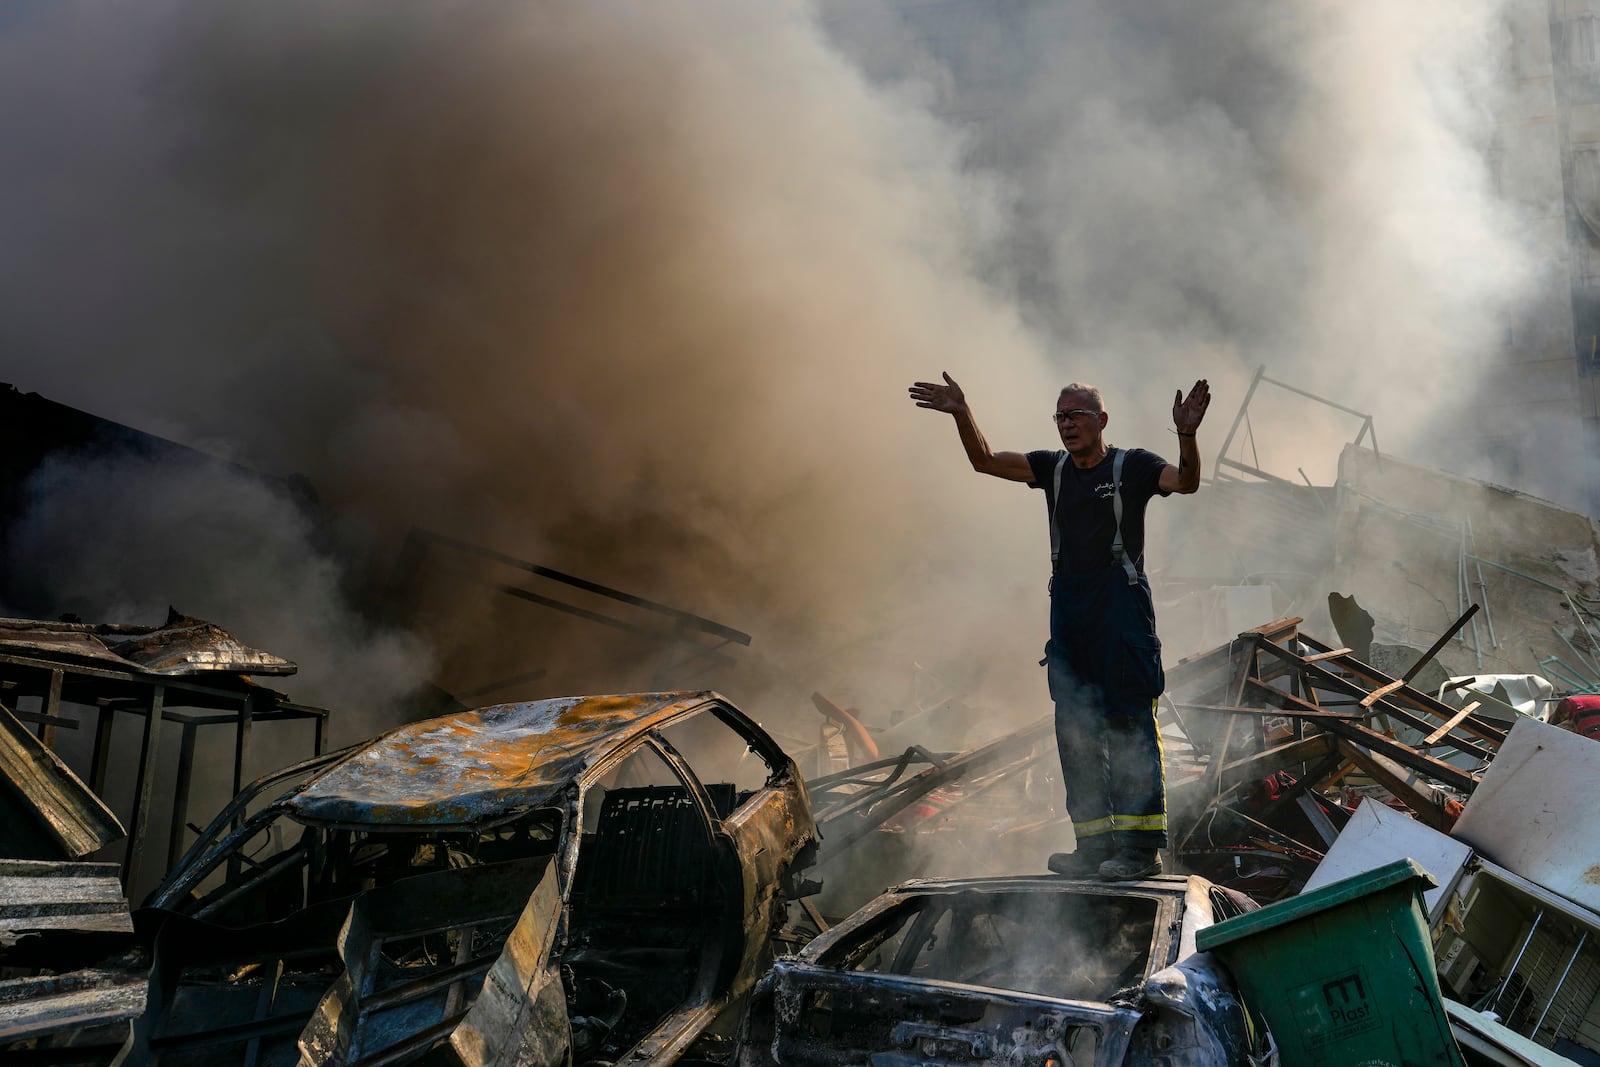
{"left": 736, "top": 875, "right": 1276, "bottom": 1067}
{"left": 131, "top": 691, "right": 817, "bottom": 1066}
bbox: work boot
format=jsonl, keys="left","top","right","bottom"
{"left": 1047, "top": 845, "right": 1111, "bottom": 877}
{"left": 1098, "top": 847, "right": 1162, "bottom": 881}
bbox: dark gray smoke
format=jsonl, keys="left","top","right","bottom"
{"left": 0, "top": 1, "right": 1057, "bottom": 734}
{"left": 0, "top": 0, "right": 1541, "bottom": 754}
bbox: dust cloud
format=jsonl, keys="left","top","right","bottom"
{"left": 0, "top": 1, "right": 1055, "bottom": 742}
{"left": 823, "top": 1, "right": 1536, "bottom": 482}
{"left": 0, "top": 0, "right": 1544, "bottom": 776}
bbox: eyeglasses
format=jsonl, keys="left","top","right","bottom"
{"left": 1052, "top": 408, "right": 1100, "bottom": 424}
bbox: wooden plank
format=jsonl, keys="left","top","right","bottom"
{"left": 40, "top": 668, "right": 63, "bottom": 750}
{"left": 0, "top": 859, "right": 122, "bottom": 877}
{"left": 1165, "top": 617, "right": 1303, "bottom": 689}
{"left": 1261, "top": 636, "right": 1508, "bottom": 747}
{"left": 0, "top": 875, "right": 127, "bottom": 906}
{"left": 1305, "top": 667, "right": 1496, "bottom": 761}
{"left": 1218, "top": 689, "right": 1364, "bottom": 720}
{"left": 123, "top": 685, "right": 165, "bottom": 890}
{"left": 1334, "top": 740, "right": 1460, "bottom": 832}
{"left": 1401, "top": 604, "right": 1480, "bottom": 682}
{"left": 1169, "top": 735, "right": 1337, "bottom": 809}
{"left": 1250, "top": 684, "right": 1481, "bottom": 793}
{"left": 1420, "top": 702, "right": 1481, "bottom": 746}
{"left": 1293, "top": 633, "right": 1508, "bottom": 744}
{"left": 1359, "top": 678, "right": 1407, "bottom": 709}
{"left": 0, "top": 859, "right": 132, "bottom": 937}
{"left": 1302, "top": 647, "right": 1352, "bottom": 663}
{"left": 0, "top": 703, "right": 124, "bottom": 858}
{"left": 0, "top": 968, "right": 147, "bottom": 1039}
{"left": 1219, "top": 733, "right": 1337, "bottom": 776}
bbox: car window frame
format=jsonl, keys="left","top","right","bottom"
{"left": 649, "top": 703, "right": 785, "bottom": 820}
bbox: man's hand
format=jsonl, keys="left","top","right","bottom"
{"left": 1173, "top": 379, "right": 1211, "bottom": 433}
{"left": 909, "top": 372, "right": 1033, "bottom": 481}
{"left": 909, "top": 372, "right": 968, "bottom": 415}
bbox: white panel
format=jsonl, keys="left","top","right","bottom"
{"left": 1453, "top": 718, "right": 1600, "bottom": 914}
{"left": 1303, "top": 799, "right": 1474, "bottom": 922}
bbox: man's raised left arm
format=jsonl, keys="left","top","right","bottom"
{"left": 1159, "top": 379, "right": 1210, "bottom": 495}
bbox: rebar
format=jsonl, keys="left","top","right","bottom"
{"left": 1553, "top": 625, "right": 1600, "bottom": 685}
{"left": 1466, "top": 520, "right": 1498, "bottom": 649}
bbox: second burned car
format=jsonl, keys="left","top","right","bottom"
{"left": 736, "top": 874, "right": 1277, "bottom": 1067}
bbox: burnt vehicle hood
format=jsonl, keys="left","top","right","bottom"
{"left": 287, "top": 691, "right": 719, "bottom": 828}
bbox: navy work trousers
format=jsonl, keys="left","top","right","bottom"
{"left": 1044, "top": 563, "right": 1169, "bottom": 851}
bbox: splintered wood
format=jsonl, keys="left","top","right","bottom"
{"left": 1161, "top": 613, "right": 1504, "bottom": 899}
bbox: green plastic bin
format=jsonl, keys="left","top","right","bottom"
{"left": 1195, "top": 858, "right": 1465, "bottom": 1067}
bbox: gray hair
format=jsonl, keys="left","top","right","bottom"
{"left": 1058, "top": 382, "right": 1104, "bottom": 411}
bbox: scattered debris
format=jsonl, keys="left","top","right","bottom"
{"left": 807, "top": 717, "right": 1054, "bottom": 857}
{"left": 0, "top": 700, "right": 122, "bottom": 861}
{"left": 5, "top": 368, "right": 1600, "bottom": 1066}
{"left": 0, "top": 610, "right": 327, "bottom": 893}
{"left": 0, "top": 858, "right": 144, "bottom": 1060}
{"left": 1162, "top": 612, "right": 1522, "bottom": 901}
{"left": 1301, "top": 718, "right": 1600, "bottom": 1061}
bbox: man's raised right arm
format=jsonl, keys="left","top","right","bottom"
{"left": 908, "top": 372, "right": 1035, "bottom": 482}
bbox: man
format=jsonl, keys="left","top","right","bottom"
{"left": 908, "top": 373, "right": 1210, "bottom": 880}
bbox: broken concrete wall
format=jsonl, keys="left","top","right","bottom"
{"left": 1330, "top": 444, "right": 1600, "bottom": 684}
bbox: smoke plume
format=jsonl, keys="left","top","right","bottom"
{"left": 0, "top": 0, "right": 1543, "bottom": 762}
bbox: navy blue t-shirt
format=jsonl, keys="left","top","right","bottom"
{"left": 1026, "top": 447, "right": 1170, "bottom": 575}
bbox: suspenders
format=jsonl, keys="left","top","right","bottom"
{"left": 1050, "top": 448, "right": 1141, "bottom": 586}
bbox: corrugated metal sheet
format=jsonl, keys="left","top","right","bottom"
{"left": 0, "top": 859, "right": 143, "bottom": 1046}
{"left": 0, "top": 859, "right": 133, "bottom": 937}
{"left": 0, "top": 703, "right": 124, "bottom": 859}
{"left": 0, "top": 612, "right": 296, "bottom": 677}
{"left": 0, "top": 967, "right": 147, "bottom": 1043}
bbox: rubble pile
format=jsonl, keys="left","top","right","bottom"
{"left": 5, "top": 378, "right": 1600, "bottom": 1063}
{"left": 1160, "top": 612, "right": 1506, "bottom": 901}
{"left": 0, "top": 611, "right": 328, "bottom": 1062}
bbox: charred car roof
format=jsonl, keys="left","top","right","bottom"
{"left": 287, "top": 691, "right": 722, "bottom": 828}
